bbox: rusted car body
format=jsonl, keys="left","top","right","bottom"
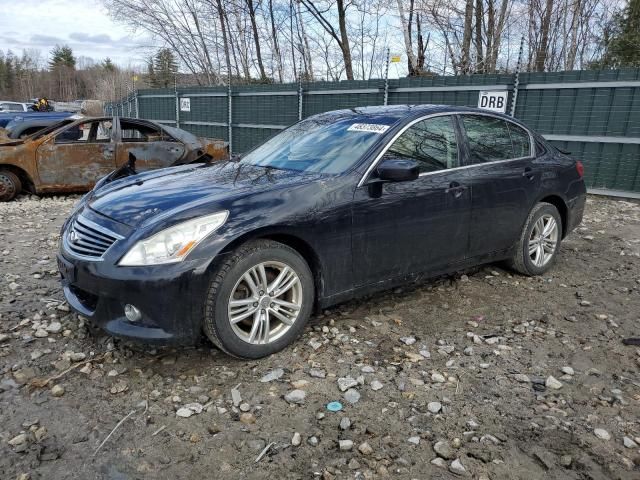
{"left": 0, "top": 116, "right": 228, "bottom": 201}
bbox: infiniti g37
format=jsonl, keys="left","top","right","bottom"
{"left": 57, "top": 105, "right": 586, "bottom": 359}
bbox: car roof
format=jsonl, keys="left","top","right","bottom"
{"left": 310, "top": 104, "right": 513, "bottom": 125}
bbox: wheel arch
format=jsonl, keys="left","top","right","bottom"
{"left": 0, "top": 163, "right": 35, "bottom": 193}
{"left": 217, "top": 228, "right": 325, "bottom": 306}
{"left": 537, "top": 194, "right": 568, "bottom": 238}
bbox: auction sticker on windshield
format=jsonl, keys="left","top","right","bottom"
{"left": 347, "top": 123, "right": 390, "bottom": 134}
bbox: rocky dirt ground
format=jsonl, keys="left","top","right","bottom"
{"left": 1, "top": 195, "right": 639, "bottom": 480}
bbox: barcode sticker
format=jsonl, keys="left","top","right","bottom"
{"left": 347, "top": 123, "right": 390, "bottom": 134}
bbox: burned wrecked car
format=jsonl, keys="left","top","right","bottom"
{"left": 0, "top": 116, "right": 228, "bottom": 201}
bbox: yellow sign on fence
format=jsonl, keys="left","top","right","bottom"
{"left": 390, "top": 55, "right": 402, "bottom": 63}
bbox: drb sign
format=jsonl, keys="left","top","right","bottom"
{"left": 478, "top": 90, "right": 508, "bottom": 113}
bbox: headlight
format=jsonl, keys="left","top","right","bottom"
{"left": 119, "top": 211, "right": 228, "bottom": 266}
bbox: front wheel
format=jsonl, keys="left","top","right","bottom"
{"left": 0, "top": 170, "right": 21, "bottom": 202}
{"left": 508, "top": 202, "right": 562, "bottom": 276}
{"left": 203, "top": 240, "right": 314, "bottom": 359}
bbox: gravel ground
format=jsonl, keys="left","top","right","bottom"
{"left": 1, "top": 194, "right": 639, "bottom": 480}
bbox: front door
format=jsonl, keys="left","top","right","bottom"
{"left": 36, "top": 119, "right": 116, "bottom": 189}
{"left": 116, "top": 119, "right": 185, "bottom": 171}
{"left": 351, "top": 115, "right": 471, "bottom": 288}
{"left": 458, "top": 114, "right": 542, "bottom": 257}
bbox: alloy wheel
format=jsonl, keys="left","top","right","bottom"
{"left": 528, "top": 214, "right": 559, "bottom": 267}
{"left": 227, "top": 261, "right": 303, "bottom": 344}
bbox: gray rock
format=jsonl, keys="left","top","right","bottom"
{"left": 560, "top": 366, "right": 575, "bottom": 376}
{"left": 408, "top": 436, "right": 420, "bottom": 445}
{"left": 433, "top": 440, "right": 455, "bottom": 460}
{"left": 358, "top": 441, "right": 373, "bottom": 455}
{"left": 431, "top": 372, "right": 446, "bottom": 383}
{"left": 284, "top": 389, "right": 306, "bottom": 404}
{"left": 400, "top": 336, "right": 416, "bottom": 345}
{"left": 339, "top": 417, "right": 351, "bottom": 430}
{"left": 449, "top": 458, "right": 468, "bottom": 476}
{"left": 50, "top": 384, "right": 65, "bottom": 397}
{"left": 45, "top": 322, "right": 62, "bottom": 334}
{"left": 514, "top": 374, "right": 530, "bottom": 383}
{"left": 338, "top": 376, "right": 358, "bottom": 392}
{"left": 545, "top": 376, "right": 563, "bottom": 390}
{"left": 428, "top": 401, "right": 442, "bottom": 413}
{"left": 231, "top": 386, "right": 242, "bottom": 406}
{"left": 370, "top": 380, "right": 384, "bottom": 391}
{"left": 594, "top": 428, "right": 610, "bottom": 440}
{"left": 259, "top": 368, "right": 284, "bottom": 383}
{"left": 339, "top": 439, "right": 353, "bottom": 451}
{"left": 361, "top": 365, "right": 375, "bottom": 373}
{"left": 69, "top": 352, "right": 86, "bottom": 362}
{"left": 431, "top": 458, "right": 447, "bottom": 468}
{"left": 623, "top": 436, "right": 639, "bottom": 448}
{"left": 309, "top": 368, "right": 326, "bottom": 378}
{"left": 291, "top": 432, "right": 302, "bottom": 446}
{"left": 307, "top": 436, "right": 319, "bottom": 446}
{"left": 344, "top": 388, "right": 360, "bottom": 404}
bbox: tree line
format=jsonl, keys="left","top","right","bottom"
{"left": 103, "top": 0, "right": 640, "bottom": 84}
{"left": 1, "top": 0, "right": 638, "bottom": 102}
{"left": 0, "top": 46, "right": 184, "bottom": 102}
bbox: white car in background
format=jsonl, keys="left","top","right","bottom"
{"left": 0, "top": 101, "right": 33, "bottom": 113}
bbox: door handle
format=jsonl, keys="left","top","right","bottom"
{"left": 445, "top": 182, "right": 467, "bottom": 198}
{"left": 522, "top": 167, "right": 535, "bottom": 180}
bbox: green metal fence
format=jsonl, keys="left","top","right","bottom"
{"left": 106, "top": 69, "right": 640, "bottom": 196}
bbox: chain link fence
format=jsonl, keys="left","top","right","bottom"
{"left": 106, "top": 68, "right": 640, "bottom": 197}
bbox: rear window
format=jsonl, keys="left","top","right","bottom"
{"left": 461, "top": 115, "right": 531, "bottom": 163}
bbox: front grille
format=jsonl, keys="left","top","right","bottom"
{"left": 65, "top": 215, "right": 121, "bottom": 259}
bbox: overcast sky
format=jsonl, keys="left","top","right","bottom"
{"left": 0, "top": 0, "right": 150, "bottom": 67}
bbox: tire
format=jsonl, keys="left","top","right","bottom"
{"left": 0, "top": 170, "right": 22, "bottom": 202}
{"left": 203, "top": 239, "right": 314, "bottom": 359}
{"left": 508, "top": 202, "right": 563, "bottom": 276}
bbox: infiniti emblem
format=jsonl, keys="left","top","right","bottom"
{"left": 69, "top": 229, "right": 79, "bottom": 243}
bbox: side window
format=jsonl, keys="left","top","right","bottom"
{"left": 507, "top": 122, "right": 532, "bottom": 158}
{"left": 461, "top": 115, "right": 513, "bottom": 163}
{"left": 386, "top": 116, "right": 458, "bottom": 173}
{"left": 120, "top": 122, "right": 165, "bottom": 142}
{"left": 55, "top": 120, "right": 112, "bottom": 143}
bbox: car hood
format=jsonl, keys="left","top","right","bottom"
{"left": 87, "top": 161, "right": 323, "bottom": 227}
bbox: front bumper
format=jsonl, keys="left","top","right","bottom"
{"left": 57, "top": 211, "right": 213, "bottom": 345}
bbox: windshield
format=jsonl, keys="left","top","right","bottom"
{"left": 27, "top": 119, "right": 75, "bottom": 140}
{"left": 240, "top": 116, "right": 394, "bottom": 174}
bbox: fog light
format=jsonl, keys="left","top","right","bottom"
{"left": 124, "top": 304, "right": 142, "bottom": 322}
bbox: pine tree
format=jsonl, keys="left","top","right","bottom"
{"left": 102, "top": 57, "right": 116, "bottom": 72}
{"left": 49, "top": 45, "right": 76, "bottom": 70}
{"left": 594, "top": 0, "right": 640, "bottom": 68}
{"left": 151, "top": 48, "right": 178, "bottom": 88}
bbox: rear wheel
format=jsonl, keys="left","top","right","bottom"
{"left": 203, "top": 240, "right": 314, "bottom": 359}
{"left": 508, "top": 202, "right": 562, "bottom": 276}
{"left": 0, "top": 170, "right": 21, "bottom": 202}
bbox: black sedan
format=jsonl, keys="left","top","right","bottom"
{"left": 57, "top": 105, "right": 586, "bottom": 359}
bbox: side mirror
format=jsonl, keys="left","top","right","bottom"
{"left": 377, "top": 158, "right": 419, "bottom": 182}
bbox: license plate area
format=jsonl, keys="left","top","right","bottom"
{"left": 57, "top": 254, "right": 76, "bottom": 284}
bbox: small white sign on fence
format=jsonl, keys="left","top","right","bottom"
{"left": 180, "top": 97, "right": 191, "bottom": 112}
{"left": 478, "top": 90, "right": 508, "bottom": 113}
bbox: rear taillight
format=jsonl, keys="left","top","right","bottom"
{"left": 575, "top": 161, "right": 584, "bottom": 178}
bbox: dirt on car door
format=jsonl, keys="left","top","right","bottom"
{"left": 35, "top": 119, "right": 117, "bottom": 191}
{"left": 115, "top": 119, "right": 185, "bottom": 171}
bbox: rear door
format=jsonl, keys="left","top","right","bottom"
{"left": 459, "top": 114, "right": 541, "bottom": 257}
{"left": 351, "top": 114, "right": 471, "bottom": 286}
{"left": 116, "top": 119, "right": 185, "bottom": 170}
{"left": 35, "top": 119, "right": 116, "bottom": 189}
